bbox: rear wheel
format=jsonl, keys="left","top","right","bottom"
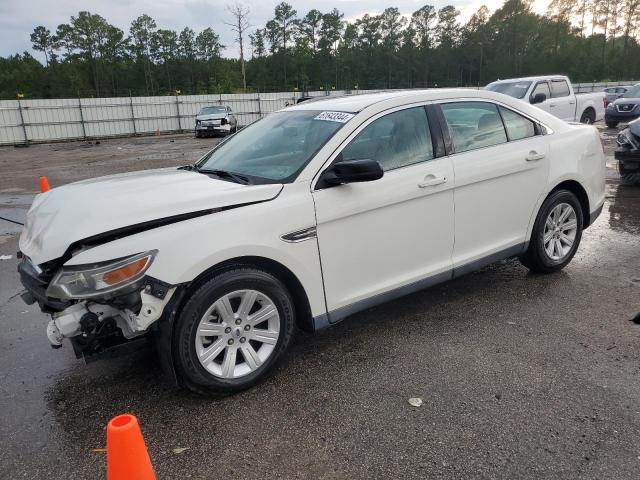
{"left": 580, "top": 109, "right": 595, "bottom": 124}
{"left": 174, "top": 268, "right": 295, "bottom": 395}
{"left": 519, "top": 190, "right": 583, "bottom": 274}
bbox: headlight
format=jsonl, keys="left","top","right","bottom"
{"left": 617, "top": 129, "right": 640, "bottom": 149}
{"left": 607, "top": 104, "right": 615, "bottom": 110}
{"left": 46, "top": 251, "right": 157, "bottom": 299}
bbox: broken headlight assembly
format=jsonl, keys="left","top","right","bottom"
{"left": 46, "top": 250, "right": 157, "bottom": 300}
{"left": 617, "top": 128, "right": 640, "bottom": 149}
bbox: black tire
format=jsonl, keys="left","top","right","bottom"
{"left": 519, "top": 190, "right": 584, "bottom": 274}
{"left": 195, "top": 131, "right": 201, "bottom": 138}
{"left": 606, "top": 121, "right": 619, "bottom": 128}
{"left": 619, "top": 162, "right": 640, "bottom": 185}
{"left": 174, "top": 267, "right": 295, "bottom": 395}
{"left": 580, "top": 109, "right": 595, "bottom": 124}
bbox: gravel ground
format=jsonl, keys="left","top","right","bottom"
{"left": 1, "top": 124, "right": 639, "bottom": 479}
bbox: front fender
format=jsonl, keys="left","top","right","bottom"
{"left": 64, "top": 184, "right": 327, "bottom": 319}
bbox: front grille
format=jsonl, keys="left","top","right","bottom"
{"left": 617, "top": 104, "right": 637, "bottom": 113}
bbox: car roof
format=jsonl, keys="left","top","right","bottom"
{"left": 488, "top": 75, "right": 569, "bottom": 84}
{"left": 284, "top": 88, "right": 501, "bottom": 113}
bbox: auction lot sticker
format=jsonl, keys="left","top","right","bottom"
{"left": 314, "top": 111, "right": 355, "bottom": 123}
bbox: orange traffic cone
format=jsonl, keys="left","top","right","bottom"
{"left": 107, "top": 414, "right": 156, "bottom": 480}
{"left": 39, "top": 176, "right": 50, "bottom": 192}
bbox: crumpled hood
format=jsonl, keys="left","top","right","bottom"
{"left": 196, "top": 113, "right": 227, "bottom": 121}
{"left": 19, "top": 168, "right": 282, "bottom": 265}
{"left": 629, "top": 117, "right": 640, "bottom": 136}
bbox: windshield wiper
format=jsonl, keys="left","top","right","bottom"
{"left": 198, "top": 168, "right": 250, "bottom": 185}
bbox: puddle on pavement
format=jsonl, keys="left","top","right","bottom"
{"left": 607, "top": 183, "right": 640, "bottom": 235}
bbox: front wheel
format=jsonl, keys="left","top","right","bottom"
{"left": 174, "top": 268, "right": 296, "bottom": 395}
{"left": 519, "top": 190, "right": 583, "bottom": 274}
{"left": 606, "top": 121, "right": 619, "bottom": 129}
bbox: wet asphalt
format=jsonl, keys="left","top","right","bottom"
{"left": 1, "top": 126, "right": 640, "bottom": 479}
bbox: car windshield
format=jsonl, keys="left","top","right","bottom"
{"left": 199, "top": 106, "right": 227, "bottom": 115}
{"left": 196, "top": 110, "right": 351, "bottom": 184}
{"left": 486, "top": 81, "right": 532, "bottom": 99}
{"left": 623, "top": 85, "right": 640, "bottom": 98}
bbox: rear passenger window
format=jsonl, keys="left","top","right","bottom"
{"left": 499, "top": 107, "right": 537, "bottom": 141}
{"left": 340, "top": 107, "right": 433, "bottom": 171}
{"left": 440, "top": 102, "right": 507, "bottom": 153}
{"left": 550, "top": 80, "right": 570, "bottom": 98}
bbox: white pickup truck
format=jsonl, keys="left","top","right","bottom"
{"left": 486, "top": 75, "right": 606, "bottom": 124}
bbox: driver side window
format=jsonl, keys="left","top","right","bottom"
{"left": 530, "top": 82, "right": 551, "bottom": 103}
{"left": 340, "top": 107, "right": 434, "bottom": 171}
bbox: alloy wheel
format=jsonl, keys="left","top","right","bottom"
{"left": 194, "top": 289, "right": 280, "bottom": 378}
{"left": 543, "top": 202, "right": 578, "bottom": 261}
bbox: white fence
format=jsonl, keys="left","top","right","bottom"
{"left": 0, "top": 82, "right": 635, "bottom": 146}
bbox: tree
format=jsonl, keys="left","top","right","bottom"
{"left": 379, "top": 8, "right": 407, "bottom": 87}
{"left": 250, "top": 28, "right": 266, "bottom": 57}
{"left": 226, "top": 2, "right": 250, "bottom": 89}
{"left": 622, "top": 0, "right": 640, "bottom": 54}
{"left": 30, "top": 26, "right": 54, "bottom": 67}
{"left": 436, "top": 5, "right": 461, "bottom": 49}
{"left": 411, "top": 5, "right": 437, "bottom": 49}
{"left": 4, "top": 2, "right": 640, "bottom": 99}
{"left": 151, "top": 29, "right": 178, "bottom": 90}
{"left": 179, "top": 27, "right": 197, "bottom": 59}
{"left": 59, "top": 11, "right": 116, "bottom": 95}
{"left": 299, "top": 9, "right": 323, "bottom": 53}
{"left": 130, "top": 14, "right": 157, "bottom": 94}
{"left": 272, "top": 2, "right": 297, "bottom": 85}
{"left": 195, "top": 27, "right": 223, "bottom": 61}
{"left": 195, "top": 27, "right": 224, "bottom": 92}
{"left": 356, "top": 14, "right": 382, "bottom": 51}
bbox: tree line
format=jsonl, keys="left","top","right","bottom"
{"left": 1, "top": 0, "right": 639, "bottom": 100}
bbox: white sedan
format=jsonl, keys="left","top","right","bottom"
{"left": 18, "top": 90, "right": 605, "bottom": 394}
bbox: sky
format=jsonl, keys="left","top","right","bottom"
{"left": 0, "top": 0, "right": 548, "bottom": 61}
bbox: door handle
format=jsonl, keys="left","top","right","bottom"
{"left": 418, "top": 175, "right": 447, "bottom": 188}
{"left": 526, "top": 150, "right": 545, "bottom": 162}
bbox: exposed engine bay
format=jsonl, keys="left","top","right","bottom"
{"left": 18, "top": 252, "right": 175, "bottom": 359}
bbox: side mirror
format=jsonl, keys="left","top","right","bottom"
{"left": 320, "top": 159, "right": 383, "bottom": 187}
{"left": 531, "top": 93, "right": 547, "bottom": 104}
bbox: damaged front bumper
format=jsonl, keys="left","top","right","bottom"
{"left": 18, "top": 254, "right": 176, "bottom": 358}
{"left": 615, "top": 124, "right": 640, "bottom": 179}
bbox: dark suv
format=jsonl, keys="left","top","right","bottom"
{"left": 605, "top": 83, "right": 640, "bottom": 128}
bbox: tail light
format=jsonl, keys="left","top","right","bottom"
{"left": 604, "top": 96, "right": 608, "bottom": 108}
